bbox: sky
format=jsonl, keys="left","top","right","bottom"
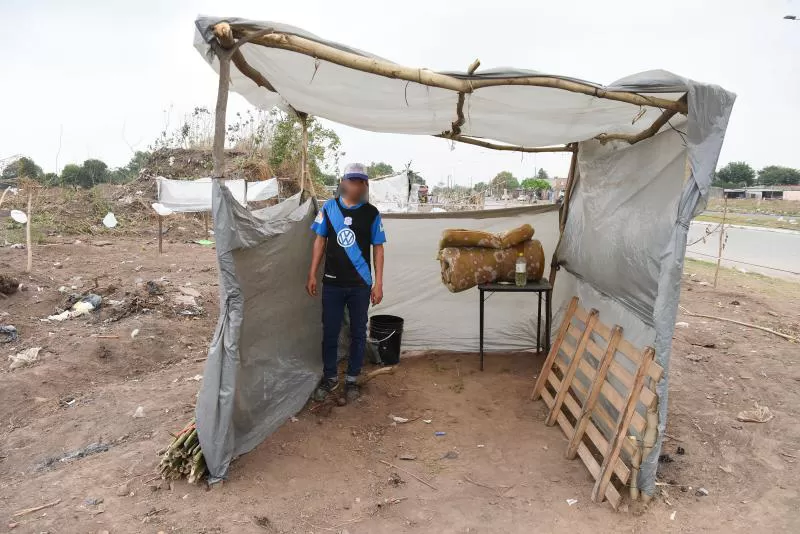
{"left": 1, "top": 0, "right": 799, "bottom": 186}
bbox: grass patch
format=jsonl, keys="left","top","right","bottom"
{"left": 706, "top": 198, "right": 800, "bottom": 217}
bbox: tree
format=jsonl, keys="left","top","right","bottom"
{"left": 1, "top": 156, "right": 43, "bottom": 183}
{"left": 366, "top": 162, "right": 394, "bottom": 178}
{"left": 490, "top": 171, "right": 519, "bottom": 191}
{"left": 757, "top": 165, "right": 800, "bottom": 186}
{"left": 60, "top": 164, "right": 84, "bottom": 188}
{"left": 474, "top": 181, "right": 487, "bottom": 191}
{"left": 715, "top": 162, "right": 755, "bottom": 187}
{"left": 268, "top": 111, "right": 343, "bottom": 184}
{"left": 521, "top": 178, "right": 552, "bottom": 192}
{"left": 81, "top": 159, "right": 109, "bottom": 187}
{"left": 536, "top": 168, "right": 549, "bottom": 180}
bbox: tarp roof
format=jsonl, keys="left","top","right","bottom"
{"left": 193, "top": 16, "right": 693, "bottom": 149}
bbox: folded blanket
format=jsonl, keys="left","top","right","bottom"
{"left": 439, "top": 239, "right": 545, "bottom": 293}
{"left": 438, "top": 224, "right": 534, "bottom": 250}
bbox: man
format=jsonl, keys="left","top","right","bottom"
{"left": 306, "top": 162, "right": 386, "bottom": 403}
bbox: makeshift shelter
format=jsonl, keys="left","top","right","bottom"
{"left": 191, "top": 16, "right": 735, "bottom": 503}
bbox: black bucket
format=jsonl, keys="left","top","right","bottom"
{"left": 369, "top": 315, "right": 404, "bottom": 366}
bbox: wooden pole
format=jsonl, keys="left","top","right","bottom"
{"left": 158, "top": 215, "right": 163, "bottom": 254}
{"left": 211, "top": 42, "right": 233, "bottom": 180}
{"left": 548, "top": 144, "right": 579, "bottom": 286}
{"left": 435, "top": 135, "right": 574, "bottom": 153}
{"left": 25, "top": 188, "right": 33, "bottom": 273}
{"left": 204, "top": 211, "right": 209, "bottom": 236}
{"left": 595, "top": 94, "right": 688, "bottom": 145}
{"left": 713, "top": 196, "right": 727, "bottom": 288}
{"left": 232, "top": 29, "right": 687, "bottom": 114}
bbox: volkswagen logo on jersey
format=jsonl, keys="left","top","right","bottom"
{"left": 336, "top": 228, "right": 357, "bottom": 248}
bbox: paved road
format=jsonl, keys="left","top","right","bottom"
{"left": 686, "top": 222, "right": 800, "bottom": 280}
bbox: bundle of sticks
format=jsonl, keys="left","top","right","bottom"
{"left": 159, "top": 419, "right": 207, "bottom": 484}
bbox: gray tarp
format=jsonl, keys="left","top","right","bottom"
{"left": 193, "top": 17, "right": 736, "bottom": 496}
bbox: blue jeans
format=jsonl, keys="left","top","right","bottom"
{"left": 322, "top": 284, "right": 371, "bottom": 380}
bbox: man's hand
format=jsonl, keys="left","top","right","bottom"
{"left": 371, "top": 283, "right": 383, "bottom": 306}
{"left": 306, "top": 275, "right": 318, "bottom": 297}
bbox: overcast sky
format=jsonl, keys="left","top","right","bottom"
{"left": 2, "top": 0, "right": 799, "bottom": 185}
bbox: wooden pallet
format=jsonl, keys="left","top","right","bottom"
{"left": 531, "top": 297, "right": 663, "bottom": 509}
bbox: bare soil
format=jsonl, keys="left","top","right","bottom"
{"left": 1, "top": 241, "right": 798, "bottom": 533}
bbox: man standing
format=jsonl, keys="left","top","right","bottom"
{"left": 306, "top": 162, "right": 386, "bottom": 403}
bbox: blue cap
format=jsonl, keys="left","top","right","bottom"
{"left": 343, "top": 162, "right": 369, "bottom": 181}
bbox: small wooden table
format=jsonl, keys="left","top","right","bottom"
{"left": 478, "top": 279, "right": 553, "bottom": 371}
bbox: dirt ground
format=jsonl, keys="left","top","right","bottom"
{"left": 1, "top": 238, "right": 799, "bottom": 533}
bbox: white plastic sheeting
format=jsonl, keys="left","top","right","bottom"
{"left": 155, "top": 176, "right": 278, "bottom": 213}
{"left": 193, "top": 16, "right": 736, "bottom": 496}
{"left": 369, "top": 172, "right": 413, "bottom": 213}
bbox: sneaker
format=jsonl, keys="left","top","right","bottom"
{"left": 345, "top": 381, "right": 361, "bottom": 403}
{"left": 312, "top": 378, "right": 339, "bottom": 402}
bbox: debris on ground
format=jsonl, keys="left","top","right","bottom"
{"left": 179, "top": 286, "right": 201, "bottom": 298}
{"left": 695, "top": 487, "right": 709, "bottom": 497}
{"left": 146, "top": 280, "right": 164, "bottom": 295}
{"left": 9, "top": 243, "right": 25, "bottom": 249}
{"left": 0, "top": 274, "right": 20, "bottom": 295}
{"left": 676, "top": 446, "right": 685, "bottom": 455}
{"left": 658, "top": 454, "right": 674, "bottom": 464}
{"left": 435, "top": 431, "right": 446, "bottom": 436}
{"left": 675, "top": 321, "right": 690, "bottom": 328}
{"left": 131, "top": 328, "right": 140, "bottom": 339}
{"left": 566, "top": 499, "right": 578, "bottom": 506}
{"left": 48, "top": 293, "right": 102, "bottom": 321}
{"left": 399, "top": 454, "right": 416, "bottom": 461}
{"left": 8, "top": 347, "right": 42, "bottom": 370}
{"left": 737, "top": 402, "right": 774, "bottom": 423}
{"left": 36, "top": 442, "right": 110, "bottom": 471}
{"left": 441, "top": 450, "right": 459, "bottom": 460}
{"left": 388, "top": 472, "right": 405, "bottom": 486}
{"left": 132, "top": 406, "right": 145, "bottom": 418}
{"left": 0, "top": 325, "right": 18, "bottom": 343}
{"left": 389, "top": 414, "right": 409, "bottom": 424}
{"left": 102, "top": 212, "right": 118, "bottom": 228}
{"left": 173, "top": 294, "right": 197, "bottom": 307}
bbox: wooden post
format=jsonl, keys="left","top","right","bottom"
{"left": 548, "top": 144, "right": 579, "bottom": 286}
{"left": 204, "top": 211, "right": 209, "bottom": 236}
{"left": 25, "top": 188, "right": 33, "bottom": 273}
{"left": 211, "top": 43, "right": 233, "bottom": 180}
{"left": 296, "top": 111, "right": 310, "bottom": 195}
{"left": 158, "top": 215, "right": 163, "bottom": 254}
{"left": 713, "top": 196, "right": 727, "bottom": 288}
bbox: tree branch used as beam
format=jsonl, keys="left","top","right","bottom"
{"left": 234, "top": 29, "right": 687, "bottom": 113}
{"left": 435, "top": 134, "right": 575, "bottom": 153}
{"left": 212, "top": 23, "right": 277, "bottom": 92}
{"left": 210, "top": 42, "right": 232, "bottom": 179}
{"left": 595, "top": 94, "right": 688, "bottom": 145}
{"left": 445, "top": 59, "right": 481, "bottom": 137}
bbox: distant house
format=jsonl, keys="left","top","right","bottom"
{"left": 723, "top": 186, "right": 800, "bottom": 201}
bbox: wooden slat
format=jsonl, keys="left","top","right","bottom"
{"left": 617, "top": 337, "right": 643, "bottom": 364}
{"left": 546, "top": 372, "right": 562, "bottom": 393}
{"left": 556, "top": 411, "right": 575, "bottom": 439}
{"left": 532, "top": 297, "right": 579, "bottom": 400}
{"left": 577, "top": 442, "right": 601, "bottom": 479}
{"left": 576, "top": 440, "right": 623, "bottom": 509}
{"left": 541, "top": 386, "right": 555, "bottom": 409}
{"left": 601, "top": 382, "right": 646, "bottom": 435}
{"left": 584, "top": 422, "right": 630, "bottom": 483}
{"left": 586, "top": 338, "right": 605, "bottom": 361}
{"left": 566, "top": 323, "right": 583, "bottom": 343}
{"left": 557, "top": 340, "right": 577, "bottom": 367}
{"left": 566, "top": 326, "right": 623, "bottom": 459}
{"left": 592, "top": 319, "right": 612, "bottom": 342}
{"left": 609, "top": 360, "right": 658, "bottom": 410}
{"left": 563, "top": 391, "right": 582, "bottom": 420}
{"left": 648, "top": 360, "right": 664, "bottom": 383}
{"left": 559, "top": 350, "right": 636, "bottom": 458}
{"left": 547, "top": 309, "right": 599, "bottom": 426}
{"left": 592, "top": 347, "right": 655, "bottom": 504}
{"left": 573, "top": 305, "right": 589, "bottom": 324}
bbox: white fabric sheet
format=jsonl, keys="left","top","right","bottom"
{"left": 155, "top": 176, "right": 278, "bottom": 213}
